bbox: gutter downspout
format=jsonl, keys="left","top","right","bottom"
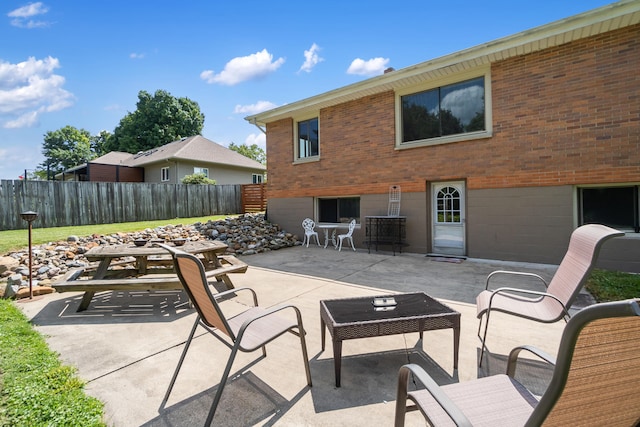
{"left": 249, "top": 117, "right": 266, "bottom": 134}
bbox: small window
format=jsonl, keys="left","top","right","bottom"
{"left": 318, "top": 197, "right": 360, "bottom": 223}
{"left": 579, "top": 186, "right": 639, "bottom": 232}
{"left": 161, "top": 167, "right": 170, "bottom": 182}
{"left": 193, "top": 167, "right": 209, "bottom": 178}
{"left": 296, "top": 117, "right": 319, "bottom": 160}
{"left": 252, "top": 174, "right": 263, "bottom": 184}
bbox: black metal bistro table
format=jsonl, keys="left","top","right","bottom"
{"left": 320, "top": 292, "right": 460, "bottom": 387}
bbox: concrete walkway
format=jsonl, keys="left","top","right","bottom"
{"left": 18, "top": 246, "right": 577, "bottom": 426}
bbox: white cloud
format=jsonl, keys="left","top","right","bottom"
{"left": 234, "top": 100, "right": 277, "bottom": 115}
{"left": 200, "top": 49, "right": 285, "bottom": 86}
{"left": 8, "top": 2, "right": 51, "bottom": 28}
{"left": 299, "top": 43, "right": 323, "bottom": 73}
{"left": 245, "top": 132, "right": 266, "bottom": 150}
{"left": 347, "top": 57, "right": 390, "bottom": 76}
{"left": 440, "top": 84, "right": 484, "bottom": 126}
{"left": 0, "top": 56, "right": 74, "bottom": 128}
{"left": 4, "top": 111, "right": 38, "bottom": 128}
{"left": 8, "top": 2, "right": 48, "bottom": 18}
{"left": 129, "top": 52, "right": 145, "bottom": 59}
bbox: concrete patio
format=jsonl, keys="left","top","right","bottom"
{"left": 18, "top": 246, "right": 575, "bottom": 426}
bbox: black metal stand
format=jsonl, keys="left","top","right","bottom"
{"left": 364, "top": 216, "right": 407, "bottom": 255}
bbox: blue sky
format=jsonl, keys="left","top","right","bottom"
{"left": 0, "top": 0, "right": 615, "bottom": 180}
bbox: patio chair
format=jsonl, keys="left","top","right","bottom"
{"left": 158, "top": 244, "right": 312, "bottom": 426}
{"left": 395, "top": 298, "right": 640, "bottom": 427}
{"left": 476, "top": 223, "right": 623, "bottom": 366}
{"left": 302, "top": 217, "right": 320, "bottom": 247}
{"left": 336, "top": 219, "right": 357, "bottom": 252}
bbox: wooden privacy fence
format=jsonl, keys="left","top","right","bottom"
{"left": 241, "top": 183, "right": 267, "bottom": 213}
{"left": 0, "top": 180, "right": 244, "bottom": 230}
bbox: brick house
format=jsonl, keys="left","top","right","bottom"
{"left": 58, "top": 135, "right": 266, "bottom": 185}
{"left": 246, "top": 1, "right": 640, "bottom": 272}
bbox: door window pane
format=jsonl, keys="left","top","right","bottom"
{"left": 436, "top": 187, "right": 461, "bottom": 223}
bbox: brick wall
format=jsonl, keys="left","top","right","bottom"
{"left": 266, "top": 24, "right": 640, "bottom": 198}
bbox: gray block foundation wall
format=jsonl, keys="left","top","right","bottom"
{"left": 267, "top": 185, "right": 639, "bottom": 273}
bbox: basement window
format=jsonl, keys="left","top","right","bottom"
{"left": 579, "top": 186, "right": 639, "bottom": 233}
{"left": 317, "top": 197, "right": 360, "bottom": 224}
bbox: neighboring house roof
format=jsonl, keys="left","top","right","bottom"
{"left": 245, "top": 1, "right": 640, "bottom": 126}
{"left": 91, "top": 151, "right": 133, "bottom": 165}
{"left": 126, "top": 135, "right": 265, "bottom": 171}
{"left": 93, "top": 135, "right": 265, "bottom": 171}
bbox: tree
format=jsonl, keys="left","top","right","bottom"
{"left": 37, "top": 126, "right": 94, "bottom": 178}
{"left": 91, "top": 130, "right": 112, "bottom": 157}
{"left": 181, "top": 173, "right": 216, "bottom": 185}
{"left": 105, "top": 89, "right": 205, "bottom": 154}
{"left": 228, "top": 142, "right": 266, "bottom": 165}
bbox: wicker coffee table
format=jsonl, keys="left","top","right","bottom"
{"left": 320, "top": 292, "right": 460, "bottom": 387}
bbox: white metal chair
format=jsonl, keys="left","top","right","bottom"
{"left": 336, "top": 219, "right": 356, "bottom": 252}
{"left": 302, "top": 218, "right": 320, "bottom": 247}
{"left": 388, "top": 185, "right": 401, "bottom": 217}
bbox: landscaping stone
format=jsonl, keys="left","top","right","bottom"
{"left": 0, "top": 256, "right": 18, "bottom": 276}
{"left": 0, "top": 213, "right": 302, "bottom": 299}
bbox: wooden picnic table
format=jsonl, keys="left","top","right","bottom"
{"left": 53, "top": 240, "right": 247, "bottom": 311}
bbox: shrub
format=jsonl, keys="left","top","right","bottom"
{"left": 181, "top": 173, "right": 216, "bottom": 185}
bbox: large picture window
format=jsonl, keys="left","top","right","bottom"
{"left": 297, "top": 117, "right": 319, "bottom": 160}
{"left": 400, "top": 76, "right": 486, "bottom": 146}
{"left": 318, "top": 197, "right": 360, "bottom": 223}
{"left": 579, "top": 186, "right": 639, "bottom": 232}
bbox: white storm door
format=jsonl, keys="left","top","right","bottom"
{"left": 432, "top": 181, "right": 466, "bottom": 256}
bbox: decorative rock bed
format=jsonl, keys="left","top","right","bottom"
{"left": 0, "top": 213, "right": 301, "bottom": 299}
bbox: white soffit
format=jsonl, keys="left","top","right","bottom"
{"left": 246, "top": 1, "right": 640, "bottom": 125}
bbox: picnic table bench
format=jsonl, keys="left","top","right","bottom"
{"left": 53, "top": 241, "right": 247, "bottom": 311}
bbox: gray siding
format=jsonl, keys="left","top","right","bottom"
{"left": 144, "top": 161, "right": 262, "bottom": 185}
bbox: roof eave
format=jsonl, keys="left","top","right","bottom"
{"left": 245, "top": 0, "right": 640, "bottom": 125}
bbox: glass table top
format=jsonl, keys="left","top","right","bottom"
{"left": 322, "top": 292, "right": 455, "bottom": 324}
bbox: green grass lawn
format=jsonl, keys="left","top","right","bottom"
{"left": 586, "top": 268, "right": 640, "bottom": 302}
{"left": 0, "top": 300, "right": 105, "bottom": 426}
